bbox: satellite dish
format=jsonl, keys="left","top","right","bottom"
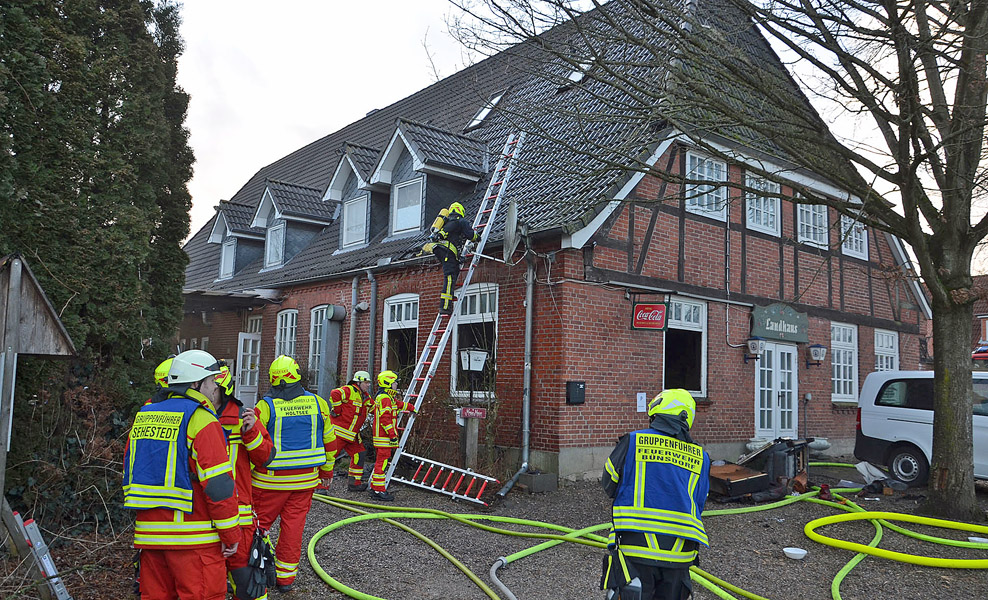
{"left": 503, "top": 199, "right": 521, "bottom": 262}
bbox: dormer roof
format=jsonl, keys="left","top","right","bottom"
{"left": 325, "top": 143, "right": 379, "bottom": 202}
{"left": 251, "top": 179, "right": 336, "bottom": 227}
{"left": 208, "top": 200, "right": 265, "bottom": 243}
{"left": 369, "top": 119, "right": 489, "bottom": 185}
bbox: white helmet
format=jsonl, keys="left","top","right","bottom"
{"left": 353, "top": 371, "right": 371, "bottom": 382}
{"left": 168, "top": 350, "right": 221, "bottom": 384}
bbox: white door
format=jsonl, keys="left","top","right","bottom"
{"left": 755, "top": 343, "right": 798, "bottom": 439}
{"left": 237, "top": 332, "right": 262, "bottom": 406}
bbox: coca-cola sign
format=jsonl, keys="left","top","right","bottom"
{"left": 632, "top": 302, "right": 667, "bottom": 330}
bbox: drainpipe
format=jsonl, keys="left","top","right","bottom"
{"left": 497, "top": 255, "right": 534, "bottom": 498}
{"left": 366, "top": 270, "right": 378, "bottom": 378}
{"left": 347, "top": 276, "right": 359, "bottom": 379}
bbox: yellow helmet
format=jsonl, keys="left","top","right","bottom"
{"left": 377, "top": 370, "right": 399, "bottom": 389}
{"left": 448, "top": 202, "right": 465, "bottom": 218}
{"left": 154, "top": 358, "right": 174, "bottom": 388}
{"left": 216, "top": 363, "right": 235, "bottom": 396}
{"left": 269, "top": 355, "right": 301, "bottom": 386}
{"left": 647, "top": 389, "right": 696, "bottom": 429}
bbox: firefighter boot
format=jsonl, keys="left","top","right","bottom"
{"left": 347, "top": 478, "right": 368, "bottom": 492}
{"left": 370, "top": 490, "right": 395, "bottom": 501}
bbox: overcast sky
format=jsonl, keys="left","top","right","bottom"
{"left": 176, "top": 1, "right": 469, "bottom": 239}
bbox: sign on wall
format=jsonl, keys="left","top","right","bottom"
{"left": 751, "top": 303, "right": 809, "bottom": 342}
{"left": 632, "top": 302, "right": 667, "bottom": 330}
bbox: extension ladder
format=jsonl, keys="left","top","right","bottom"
{"left": 384, "top": 132, "right": 524, "bottom": 504}
{"left": 10, "top": 511, "right": 72, "bottom": 600}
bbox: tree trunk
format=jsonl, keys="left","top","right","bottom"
{"left": 923, "top": 298, "right": 982, "bottom": 521}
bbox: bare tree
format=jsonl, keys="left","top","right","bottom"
{"left": 450, "top": 0, "right": 988, "bottom": 519}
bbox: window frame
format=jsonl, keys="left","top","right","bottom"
{"left": 392, "top": 177, "right": 424, "bottom": 235}
{"left": 797, "top": 202, "right": 829, "bottom": 248}
{"left": 275, "top": 309, "right": 298, "bottom": 358}
{"left": 831, "top": 322, "right": 858, "bottom": 403}
{"left": 342, "top": 194, "right": 369, "bottom": 248}
{"left": 247, "top": 315, "right": 263, "bottom": 334}
{"left": 264, "top": 222, "right": 286, "bottom": 268}
{"left": 200, "top": 336, "right": 209, "bottom": 352}
{"left": 841, "top": 214, "right": 869, "bottom": 260}
{"left": 745, "top": 174, "right": 780, "bottom": 236}
{"left": 874, "top": 329, "right": 899, "bottom": 371}
{"left": 685, "top": 152, "right": 728, "bottom": 221}
{"left": 450, "top": 283, "right": 499, "bottom": 399}
{"left": 219, "top": 237, "right": 237, "bottom": 279}
{"left": 309, "top": 305, "right": 328, "bottom": 392}
{"left": 662, "top": 297, "right": 707, "bottom": 398}
{"left": 465, "top": 92, "right": 504, "bottom": 131}
{"left": 382, "top": 293, "right": 420, "bottom": 377}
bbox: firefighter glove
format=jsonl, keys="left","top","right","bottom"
{"left": 390, "top": 437, "right": 399, "bottom": 446}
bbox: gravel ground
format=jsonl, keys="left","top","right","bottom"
{"left": 273, "top": 457, "right": 988, "bottom": 600}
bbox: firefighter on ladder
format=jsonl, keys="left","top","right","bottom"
{"left": 601, "top": 389, "right": 711, "bottom": 600}
{"left": 368, "top": 370, "right": 416, "bottom": 501}
{"left": 329, "top": 370, "right": 373, "bottom": 492}
{"left": 214, "top": 363, "right": 277, "bottom": 600}
{"left": 423, "top": 201, "right": 479, "bottom": 315}
{"left": 251, "top": 355, "right": 336, "bottom": 593}
{"left": 124, "top": 350, "right": 240, "bottom": 600}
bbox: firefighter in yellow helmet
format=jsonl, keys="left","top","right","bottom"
{"left": 425, "top": 201, "right": 479, "bottom": 315}
{"left": 150, "top": 356, "right": 174, "bottom": 404}
{"left": 601, "top": 389, "right": 710, "bottom": 600}
{"left": 250, "top": 355, "right": 336, "bottom": 592}
{"left": 368, "top": 370, "right": 416, "bottom": 501}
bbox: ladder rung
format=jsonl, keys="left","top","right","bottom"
{"left": 476, "top": 480, "right": 490, "bottom": 499}
{"left": 441, "top": 471, "right": 455, "bottom": 490}
{"left": 451, "top": 473, "right": 465, "bottom": 493}
{"left": 464, "top": 477, "right": 477, "bottom": 497}
{"left": 431, "top": 467, "right": 446, "bottom": 486}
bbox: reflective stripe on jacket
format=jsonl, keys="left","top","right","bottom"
{"left": 330, "top": 384, "right": 370, "bottom": 442}
{"left": 123, "top": 396, "right": 200, "bottom": 512}
{"left": 252, "top": 389, "right": 336, "bottom": 491}
{"left": 606, "top": 429, "right": 710, "bottom": 547}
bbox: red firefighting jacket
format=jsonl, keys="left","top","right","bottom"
{"left": 215, "top": 396, "right": 276, "bottom": 527}
{"left": 330, "top": 384, "right": 371, "bottom": 442}
{"left": 372, "top": 389, "right": 412, "bottom": 448}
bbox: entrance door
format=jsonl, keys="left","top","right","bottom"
{"left": 236, "top": 332, "right": 262, "bottom": 406}
{"left": 754, "top": 343, "right": 798, "bottom": 439}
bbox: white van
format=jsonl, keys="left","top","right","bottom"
{"left": 854, "top": 370, "right": 988, "bottom": 485}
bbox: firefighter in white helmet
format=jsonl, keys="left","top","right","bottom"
{"left": 330, "top": 370, "right": 374, "bottom": 491}
{"left": 601, "top": 389, "right": 711, "bottom": 600}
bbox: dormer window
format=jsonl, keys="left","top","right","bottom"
{"left": 393, "top": 178, "right": 423, "bottom": 234}
{"left": 265, "top": 222, "right": 285, "bottom": 268}
{"left": 465, "top": 92, "right": 504, "bottom": 131}
{"left": 342, "top": 195, "right": 368, "bottom": 247}
{"left": 219, "top": 238, "right": 236, "bottom": 279}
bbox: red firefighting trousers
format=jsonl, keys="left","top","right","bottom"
{"left": 335, "top": 437, "right": 366, "bottom": 482}
{"left": 370, "top": 447, "right": 393, "bottom": 492}
{"left": 253, "top": 489, "right": 314, "bottom": 586}
{"left": 140, "top": 546, "right": 226, "bottom": 600}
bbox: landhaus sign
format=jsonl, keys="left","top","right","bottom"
{"left": 632, "top": 302, "right": 667, "bottom": 330}
{"left": 751, "top": 303, "right": 809, "bottom": 342}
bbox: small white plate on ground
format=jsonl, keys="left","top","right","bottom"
{"left": 969, "top": 536, "right": 988, "bottom": 544}
{"left": 783, "top": 547, "right": 807, "bottom": 560}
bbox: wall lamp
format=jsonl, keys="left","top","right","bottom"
{"left": 744, "top": 336, "right": 766, "bottom": 363}
{"left": 806, "top": 343, "right": 828, "bottom": 368}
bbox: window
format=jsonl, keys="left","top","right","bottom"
{"left": 452, "top": 284, "right": 498, "bottom": 397}
{"left": 200, "top": 337, "right": 209, "bottom": 351}
{"left": 841, "top": 215, "right": 868, "bottom": 259}
{"left": 247, "top": 315, "right": 263, "bottom": 334}
{"left": 190, "top": 338, "right": 199, "bottom": 350}
{"left": 220, "top": 238, "right": 236, "bottom": 279}
{"left": 831, "top": 322, "right": 858, "bottom": 402}
{"left": 877, "top": 380, "right": 933, "bottom": 410}
{"left": 309, "top": 306, "right": 328, "bottom": 392}
{"left": 664, "top": 298, "right": 706, "bottom": 396}
{"left": 875, "top": 329, "right": 899, "bottom": 371}
{"left": 392, "top": 178, "right": 423, "bottom": 234}
{"left": 179, "top": 339, "right": 186, "bottom": 352}
{"left": 383, "top": 294, "right": 419, "bottom": 385}
{"left": 465, "top": 92, "right": 504, "bottom": 131}
{"left": 745, "top": 174, "right": 780, "bottom": 235}
{"left": 798, "top": 203, "right": 828, "bottom": 248}
{"left": 342, "top": 195, "right": 368, "bottom": 247}
{"left": 265, "top": 222, "right": 286, "bottom": 268}
{"left": 685, "top": 153, "right": 727, "bottom": 221}
{"left": 275, "top": 309, "right": 297, "bottom": 357}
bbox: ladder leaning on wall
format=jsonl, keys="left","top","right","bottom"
{"left": 383, "top": 131, "right": 525, "bottom": 505}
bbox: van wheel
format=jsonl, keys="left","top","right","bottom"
{"left": 887, "top": 446, "right": 929, "bottom": 486}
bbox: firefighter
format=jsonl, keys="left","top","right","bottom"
{"left": 150, "top": 356, "right": 174, "bottom": 402}
{"left": 329, "top": 370, "right": 373, "bottom": 492}
{"left": 368, "top": 370, "right": 416, "bottom": 501}
{"left": 425, "top": 201, "right": 479, "bottom": 314}
{"left": 601, "top": 389, "right": 711, "bottom": 600}
{"left": 251, "top": 355, "right": 336, "bottom": 593}
{"left": 214, "top": 363, "right": 277, "bottom": 600}
{"left": 123, "top": 350, "right": 240, "bottom": 600}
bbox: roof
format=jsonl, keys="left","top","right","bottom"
{"left": 397, "top": 119, "right": 489, "bottom": 176}
{"left": 265, "top": 180, "right": 335, "bottom": 222}
{"left": 344, "top": 143, "right": 379, "bottom": 183}
{"left": 220, "top": 201, "right": 264, "bottom": 236}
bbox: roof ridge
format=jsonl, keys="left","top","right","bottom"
{"left": 397, "top": 117, "right": 487, "bottom": 144}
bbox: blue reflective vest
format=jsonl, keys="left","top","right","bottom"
{"left": 611, "top": 429, "right": 710, "bottom": 547}
{"left": 123, "top": 396, "right": 201, "bottom": 513}
{"left": 261, "top": 393, "right": 326, "bottom": 470}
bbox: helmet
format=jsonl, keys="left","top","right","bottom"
{"left": 352, "top": 371, "right": 371, "bottom": 383}
{"left": 269, "top": 355, "right": 301, "bottom": 386}
{"left": 377, "top": 370, "right": 399, "bottom": 389}
{"left": 448, "top": 202, "right": 465, "bottom": 218}
{"left": 168, "top": 350, "right": 221, "bottom": 385}
{"left": 647, "top": 389, "right": 696, "bottom": 429}
{"left": 154, "top": 357, "right": 174, "bottom": 388}
{"left": 216, "top": 363, "right": 235, "bottom": 396}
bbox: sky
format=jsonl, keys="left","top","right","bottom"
{"left": 176, "top": 1, "right": 470, "bottom": 239}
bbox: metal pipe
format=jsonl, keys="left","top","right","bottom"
{"left": 497, "top": 256, "right": 535, "bottom": 498}
{"left": 347, "top": 276, "right": 359, "bottom": 379}
{"left": 366, "top": 270, "right": 378, "bottom": 377}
